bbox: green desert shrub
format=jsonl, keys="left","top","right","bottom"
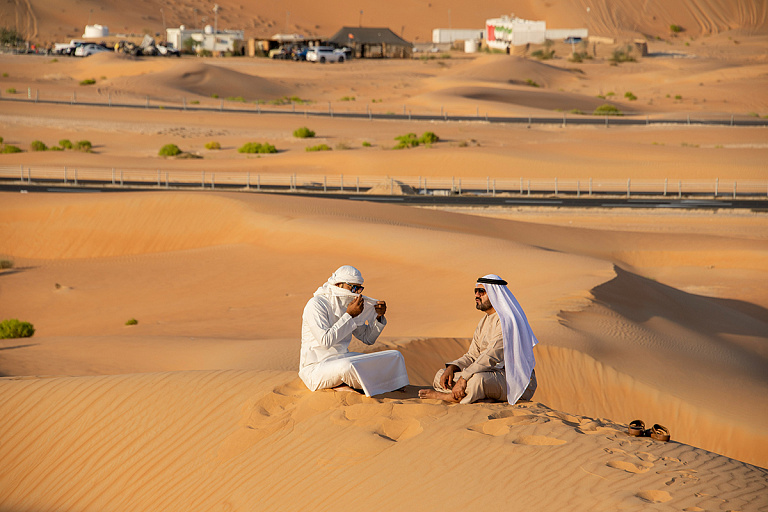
{"left": 125, "top": 318, "right": 138, "bottom": 326}
{"left": 238, "top": 142, "right": 277, "bottom": 154}
{"left": 59, "top": 139, "right": 73, "bottom": 149}
{"left": 362, "top": 141, "right": 372, "bottom": 147}
{"left": 670, "top": 24, "right": 684, "bottom": 33}
{"left": 30, "top": 140, "right": 47, "bottom": 151}
{"left": 158, "top": 143, "right": 181, "bottom": 157}
{"left": 306, "top": 144, "right": 331, "bottom": 152}
{"left": 593, "top": 104, "right": 623, "bottom": 116}
{"left": 205, "top": 141, "right": 221, "bottom": 150}
{"left": 75, "top": 140, "right": 92, "bottom": 152}
{"left": 227, "top": 96, "right": 246, "bottom": 102}
{"left": 525, "top": 79, "right": 540, "bottom": 87}
{"left": 1, "top": 144, "right": 22, "bottom": 153}
{"left": 0, "top": 259, "right": 13, "bottom": 269}
{"left": 80, "top": 78, "right": 96, "bottom": 86}
{"left": 0, "top": 137, "right": 4, "bottom": 144}
{"left": 610, "top": 46, "right": 636, "bottom": 63}
{"left": 624, "top": 91, "right": 637, "bottom": 101}
{"left": 0, "top": 319, "right": 35, "bottom": 339}
{"left": 394, "top": 132, "right": 420, "bottom": 149}
{"left": 419, "top": 131, "right": 439, "bottom": 145}
{"left": 5, "top": 88, "right": 16, "bottom": 94}
{"left": 293, "top": 126, "right": 315, "bottom": 138}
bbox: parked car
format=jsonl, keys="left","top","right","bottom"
{"left": 291, "top": 46, "right": 309, "bottom": 61}
{"left": 75, "top": 43, "right": 111, "bottom": 57}
{"left": 306, "top": 46, "right": 345, "bottom": 63}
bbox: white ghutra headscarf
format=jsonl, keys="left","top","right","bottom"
{"left": 478, "top": 274, "right": 538, "bottom": 405}
{"left": 313, "top": 265, "right": 378, "bottom": 325}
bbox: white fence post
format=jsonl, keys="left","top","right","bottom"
{"left": 340, "top": 174, "right": 344, "bottom": 192}
{"left": 715, "top": 178, "right": 718, "bottom": 197}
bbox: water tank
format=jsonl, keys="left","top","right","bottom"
{"left": 464, "top": 39, "right": 479, "bottom": 53}
{"left": 204, "top": 25, "right": 213, "bottom": 34}
{"left": 83, "top": 24, "right": 109, "bottom": 38}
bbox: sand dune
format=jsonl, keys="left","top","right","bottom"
{"left": 1, "top": 369, "right": 767, "bottom": 512}
{"left": 2, "top": 191, "right": 767, "bottom": 471}
{"left": 1, "top": 2, "right": 767, "bottom": 507}
{"left": 6, "top": 0, "right": 768, "bottom": 46}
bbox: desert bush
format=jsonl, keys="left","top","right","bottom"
{"left": 419, "top": 131, "right": 439, "bottom": 145}
{"left": 593, "top": 104, "right": 623, "bottom": 116}
{"left": 362, "top": 141, "right": 372, "bottom": 147}
{"left": 80, "top": 78, "right": 96, "bottom": 86}
{"left": 0, "top": 319, "right": 35, "bottom": 339}
{"left": 30, "top": 140, "right": 47, "bottom": 151}
{"left": 211, "top": 93, "right": 219, "bottom": 98}
{"left": 0, "top": 137, "right": 3, "bottom": 144}
{"left": 227, "top": 96, "right": 245, "bottom": 102}
{"left": 158, "top": 143, "right": 181, "bottom": 157}
{"left": 190, "top": 100, "right": 200, "bottom": 105}
{"left": 5, "top": 87, "right": 16, "bottom": 94}
{"left": 624, "top": 91, "right": 637, "bottom": 101}
{"left": 335, "top": 142, "right": 351, "bottom": 150}
{"left": 610, "top": 46, "right": 636, "bottom": 63}
{"left": 49, "top": 146, "right": 63, "bottom": 151}
{"left": 525, "top": 79, "right": 540, "bottom": 87}
{"left": 670, "top": 24, "right": 684, "bottom": 33}
{"left": 0, "top": 259, "right": 13, "bottom": 269}
{"left": 306, "top": 144, "right": 331, "bottom": 152}
{"left": 125, "top": 318, "right": 138, "bottom": 326}
{"left": 205, "top": 141, "right": 221, "bottom": 150}
{"left": 394, "top": 133, "right": 420, "bottom": 149}
{"left": 75, "top": 140, "right": 92, "bottom": 152}
{"left": 569, "top": 109, "right": 585, "bottom": 115}
{"left": 59, "top": 139, "right": 73, "bottom": 149}
{"left": 1, "top": 144, "right": 22, "bottom": 153}
{"left": 293, "top": 126, "right": 315, "bottom": 138}
{"left": 238, "top": 142, "right": 277, "bottom": 154}
{"left": 340, "top": 96, "right": 355, "bottom": 101}
{"left": 675, "top": 95, "right": 682, "bottom": 100}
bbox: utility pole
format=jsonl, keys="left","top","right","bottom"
{"left": 212, "top": 3, "right": 219, "bottom": 52}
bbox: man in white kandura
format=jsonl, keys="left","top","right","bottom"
{"left": 299, "top": 265, "right": 409, "bottom": 397}
{"left": 419, "top": 274, "right": 537, "bottom": 404}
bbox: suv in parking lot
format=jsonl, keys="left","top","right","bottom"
{"left": 306, "top": 46, "right": 345, "bottom": 63}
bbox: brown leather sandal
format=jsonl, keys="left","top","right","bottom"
{"left": 650, "top": 424, "right": 670, "bottom": 442}
{"left": 628, "top": 419, "right": 645, "bottom": 437}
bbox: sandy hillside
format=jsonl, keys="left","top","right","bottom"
{"left": 5, "top": 0, "right": 768, "bottom": 47}
{"left": 1, "top": 1, "right": 767, "bottom": 509}
{"left": 1, "top": 190, "right": 768, "bottom": 510}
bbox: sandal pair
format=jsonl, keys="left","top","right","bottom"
{"left": 627, "top": 420, "right": 670, "bottom": 442}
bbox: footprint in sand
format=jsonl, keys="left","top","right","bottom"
{"left": 331, "top": 402, "right": 425, "bottom": 442}
{"left": 512, "top": 435, "right": 567, "bottom": 446}
{"left": 607, "top": 460, "right": 653, "bottom": 474}
{"left": 469, "top": 415, "right": 541, "bottom": 436}
{"left": 635, "top": 489, "right": 673, "bottom": 503}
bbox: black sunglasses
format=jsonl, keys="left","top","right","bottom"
{"left": 474, "top": 288, "right": 486, "bottom": 295}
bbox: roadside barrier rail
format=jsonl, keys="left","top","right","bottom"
{"left": 2, "top": 91, "right": 768, "bottom": 127}
{"left": 2, "top": 165, "right": 767, "bottom": 199}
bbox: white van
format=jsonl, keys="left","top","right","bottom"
{"left": 306, "top": 46, "right": 345, "bottom": 63}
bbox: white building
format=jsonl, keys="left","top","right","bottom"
{"left": 166, "top": 25, "right": 244, "bottom": 53}
{"left": 485, "top": 16, "right": 546, "bottom": 50}
{"left": 83, "top": 24, "right": 109, "bottom": 38}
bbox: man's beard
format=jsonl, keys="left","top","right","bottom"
{"left": 476, "top": 298, "right": 492, "bottom": 311}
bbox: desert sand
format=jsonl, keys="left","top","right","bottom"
{"left": 1, "top": 0, "right": 768, "bottom": 510}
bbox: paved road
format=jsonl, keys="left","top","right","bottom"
{"left": 3, "top": 183, "right": 766, "bottom": 210}
{"left": 3, "top": 96, "right": 768, "bottom": 127}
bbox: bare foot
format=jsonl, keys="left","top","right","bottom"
{"left": 418, "top": 388, "right": 459, "bottom": 402}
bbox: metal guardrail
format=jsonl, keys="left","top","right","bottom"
{"left": 2, "top": 165, "right": 767, "bottom": 199}
{"left": 3, "top": 91, "right": 768, "bottom": 127}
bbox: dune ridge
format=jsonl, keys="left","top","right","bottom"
{"left": 1, "top": 369, "right": 766, "bottom": 512}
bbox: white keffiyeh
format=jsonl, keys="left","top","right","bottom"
{"left": 480, "top": 274, "right": 538, "bottom": 405}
